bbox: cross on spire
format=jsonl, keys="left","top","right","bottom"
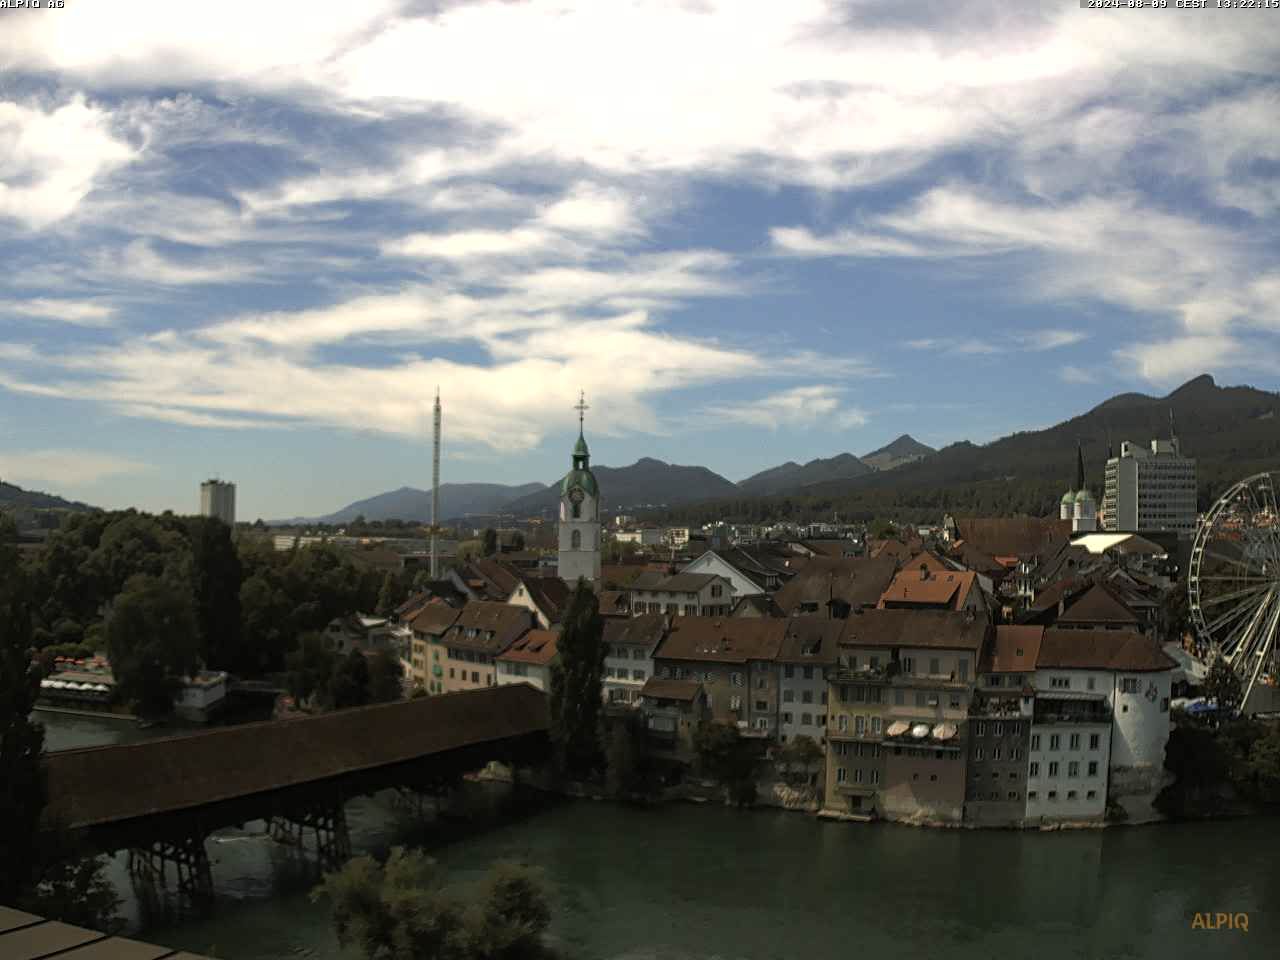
{"left": 574, "top": 390, "right": 589, "bottom": 435}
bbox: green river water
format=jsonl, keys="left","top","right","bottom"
{"left": 37, "top": 710, "right": 1276, "bottom": 960}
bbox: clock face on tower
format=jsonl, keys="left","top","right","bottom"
{"left": 570, "top": 487, "right": 584, "bottom": 504}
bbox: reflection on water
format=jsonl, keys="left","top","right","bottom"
{"left": 37, "top": 712, "right": 1277, "bottom": 960}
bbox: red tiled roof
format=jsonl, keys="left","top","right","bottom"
{"left": 410, "top": 602, "right": 462, "bottom": 637}
{"left": 878, "top": 569, "right": 977, "bottom": 610}
{"left": 442, "top": 602, "right": 534, "bottom": 655}
{"left": 1036, "top": 629, "right": 1175, "bottom": 672}
{"left": 776, "top": 619, "right": 842, "bottom": 664}
{"left": 838, "top": 609, "right": 990, "bottom": 652}
{"left": 1057, "top": 582, "right": 1142, "bottom": 625}
{"left": 982, "top": 626, "right": 1044, "bottom": 673}
{"left": 772, "top": 557, "right": 898, "bottom": 614}
{"left": 640, "top": 677, "right": 702, "bottom": 702}
{"left": 603, "top": 612, "right": 669, "bottom": 650}
{"left": 654, "top": 617, "right": 787, "bottom": 664}
{"left": 950, "top": 517, "right": 1071, "bottom": 558}
{"left": 497, "top": 629, "right": 559, "bottom": 666}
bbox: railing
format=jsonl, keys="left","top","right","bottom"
{"left": 828, "top": 661, "right": 899, "bottom": 683}
{"left": 1033, "top": 709, "right": 1112, "bottom": 725}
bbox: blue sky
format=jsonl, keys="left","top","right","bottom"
{"left": 1, "top": 0, "right": 1278, "bottom": 520}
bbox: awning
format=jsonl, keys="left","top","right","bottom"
{"left": 932, "top": 723, "right": 958, "bottom": 741}
{"left": 910, "top": 723, "right": 930, "bottom": 739}
{"left": 886, "top": 720, "right": 910, "bottom": 737}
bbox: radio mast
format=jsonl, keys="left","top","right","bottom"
{"left": 431, "top": 387, "right": 441, "bottom": 579}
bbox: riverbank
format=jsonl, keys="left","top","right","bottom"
{"left": 35, "top": 703, "right": 138, "bottom": 722}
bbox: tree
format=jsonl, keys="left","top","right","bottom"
{"left": 482, "top": 528, "right": 499, "bottom": 558}
{"left": 775, "top": 734, "right": 823, "bottom": 788}
{"left": 1247, "top": 724, "right": 1280, "bottom": 802}
{"left": 0, "top": 520, "right": 44, "bottom": 905}
{"left": 548, "top": 582, "right": 606, "bottom": 778}
{"left": 375, "top": 572, "right": 396, "bottom": 617}
{"left": 605, "top": 712, "right": 651, "bottom": 799}
{"left": 187, "top": 516, "right": 244, "bottom": 673}
{"left": 313, "top": 847, "right": 553, "bottom": 960}
{"left": 367, "top": 648, "right": 404, "bottom": 704}
{"left": 285, "top": 631, "right": 337, "bottom": 709}
{"left": 510, "top": 532, "right": 526, "bottom": 552}
{"left": 1205, "top": 658, "right": 1243, "bottom": 719}
{"left": 105, "top": 573, "right": 200, "bottom": 720}
{"left": 329, "top": 649, "right": 371, "bottom": 710}
{"left": 694, "top": 721, "right": 758, "bottom": 806}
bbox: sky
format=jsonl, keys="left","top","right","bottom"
{"left": 1, "top": 0, "right": 1278, "bottom": 521}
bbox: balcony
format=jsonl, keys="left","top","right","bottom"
{"left": 1032, "top": 694, "right": 1112, "bottom": 725}
{"left": 968, "top": 693, "right": 1025, "bottom": 718}
{"left": 829, "top": 661, "right": 898, "bottom": 683}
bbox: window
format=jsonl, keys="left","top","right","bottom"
{"left": 894, "top": 689, "right": 905, "bottom": 705}
{"left": 1029, "top": 762, "right": 1040, "bottom": 777}
{"left": 1008, "top": 791, "right": 1019, "bottom": 801}
{"left": 1011, "top": 748, "right": 1021, "bottom": 761}
{"left": 1069, "top": 733, "right": 1081, "bottom": 750}
{"left": 1089, "top": 733, "right": 1100, "bottom": 750}
{"left": 976, "top": 721, "right": 987, "bottom": 737}
{"left": 854, "top": 685, "right": 866, "bottom": 702}
{"left": 992, "top": 746, "right": 1002, "bottom": 761}
{"left": 449, "top": 668, "right": 455, "bottom": 678}
{"left": 1049, "top": 734, "right": 1061, "bottom": 751}
{"left": 987, "top": 675, "right": 1002, "bottom": 688}
{"left": 1160, "top": 697, "right": 1169, "bottom": 713}
{"left": 1121, "top": 677, "right": 1140, "bottom": 694}
{"left": 711, "top": 584, "right": 723, "bottom": 598}
{"left": 949, "top": 694, "right": 961, "bottom": 708}
{"left": 1009, "top": 722, "right": 1020, "bottom": 736}
{"left": 784, "top": 665, "right": 794, "bottom": 679}
{"left": 1051, "top": 676, "right": 1070, "bottom": 689}
{"left": 571, "top": 529, "right": 581, "bottom": 549}
{"left": 1087, "top": 790, "right": 1097, "bottom": 800}
{"left": 1048, "top": 790, "right": 1057, "bottom": 801}
{"left": 730, "top": 696, "right": 742, "bottom": 711}
{"left": 1087, "top": 761, "right": 1098, "bottom": 777}
{"left": 835, "top": 741, "right": 848, "bottom": 756}
{"left": 801, "top": 712, "right": 812, "bottom": 726}
{"left": 855, "top": 716, "right": 866, "bottom": 736}
{"left": 1067, "top": 790, "right": 1077, "bottom": 800}
{"left": 836, "top": 767, "right": 847, "bottom": 783}
{"left": 837, "top": 715, "right": 848, "bottom": 732}
{"left": 870, "top": 655, "right": 880, "bottom": 670}
{"left": 869, "top": 687, "right": 882, "bottom": 704}
{"left": 871, "top": 716, "right": 882, "bottom": 735}
{"left": 958, "top": 659, "right": 969, "bottom": 681}
{"left": 853, "top": 767, "right": 864, "bottom": 784}
{"left": 632, "top": 669, "right": 644, "bottom": 681}
{"left": 871, "top": 769, "right": 881, "bottom": 785}
{"left": 755, "top": 717, "right": 769, "bottom": 730}
{"left": 994, "top": 722, "right": 1004, "bottom": 736}
{"left": 930, "top": 774, "right": 938, "bottom": 782}
{"left": 755, "top": 700, "right": 768, "bottom": 712}
{"left": 803, "top": 666, "right": 814, "bottom": 680}
{"left": 1028, "top": 791, "right": 1038, "bottom": 800}
{"left": 975, "top": 747, "right": 984, "bottom": 761}
{"left": 902, "top": 656, "right": 914, "bottom": 674}
{"left": 730, "top": 672, "right": 743, "bottom": 687}
{"left": 1068, "top": 761, "right": 1080, "bottom": 778}
{"left": 471, "top": 671, "right": 479, "bottom": 683}
{"left": 1048, "top": 762, "right": 1059, "bottom": 777}
{"left": 756, "top": 677, "right": 768, "bottom": 690}
{"left": 1086, "top": 676, "right": 1096, "bottom": 691}
{"left": 821, "top": 691, "right": 828, "bottom": 705}
{"left": 783, "top": 690, "right": 795, "bottom": 703}
{"left": 929, "top": 657, "right": 941, "bottom": 675}
{"left": 802, "top": 690, "right": 813, "bottom": 704}
{"left": 915, "top": 691, "right": 927, "bottom": 707}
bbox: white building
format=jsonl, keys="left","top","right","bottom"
{"left": 495, "top": 629, "right": 559, "bottom": 692}
{"left": 557, "top": 394, "right": 602, "bottom": 584}
{"left": 777, "top": 620, "right": 841, "bottom": 744}
{"left": 1102, "top": 436, "right": 1197, "bottom": 537}
{"left": 628, "top": 572, "right": 733, "bottom": 617}
{"left": 1028, "top": 628, "right": 1175, "bottom": 823}
{"left": 200, "top": 479, "right": 236, "bottom": 526}
{"left": 602, "top": 613, "right": 668, "bottom": 704}
{"left": 615, "top": 528, "right": 664, "bottom": 546}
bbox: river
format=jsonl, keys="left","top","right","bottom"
{"left": 37, "top": 711, "right": 1275, "bottom": 959}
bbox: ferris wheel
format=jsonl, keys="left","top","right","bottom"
{"left": 1188, "top": 471, "right": 1280, "bottom": 710}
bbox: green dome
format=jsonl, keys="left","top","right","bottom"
{"left": 1074, "top": 488, "right": 1093, "bottom": 503}
{"left": 1060, "top": 490, "right": 1075, "bottom": 505}
{"left": 574, "top": 433, "right": 590, "bottom": 458}
{"left": 560, "top": 469, "right": 598, "bottom": 498}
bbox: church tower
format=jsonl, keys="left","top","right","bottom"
{"left": 558, "top": 391, "right": 602, "bottom": 584}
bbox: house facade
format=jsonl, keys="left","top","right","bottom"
{"left": 602, "top": 613, "right": 668, "bottom": 705}
{"left": 495, "top": 629, "right": 559, "bottom": 692}
{"left": 629, "top": 572, "right": 733, "bottom": 618}
{"left": 435, "top": 602, "right": 535, "bottom": 693}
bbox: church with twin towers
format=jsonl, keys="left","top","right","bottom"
{"left": 557, "top": 391, "right": 603, "bottom": 584}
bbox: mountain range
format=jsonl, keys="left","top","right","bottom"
{"left": 278, "top": 482, "right": 547, "bottom": 525}
{"left": 0, "top": 480, "right": 95, "bottom": 513}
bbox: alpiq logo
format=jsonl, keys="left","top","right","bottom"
{"left": 1190, "top": 912, "right": 1249, "bottom": 932}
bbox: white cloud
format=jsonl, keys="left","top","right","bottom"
{"left": 702, "top": 385, "right": 868, "bottom": 431}
{"left": 92, "top": 239, "right": 260, "bottom": 286}
{"left": 1114, "top": 336, "right": 1247, "bottom": 384}
{"left": 383, "top": 227, "right": 557, "bottom": 260}
{"left": 0, "top": 298, "right": 116, "bottom": 325}
{"left": 1059, "top": 365, "right": 1097, "bottom": 385}
{"left": 0, "top": 449, "right": 148, "bottom": 488}
{"left": 1016, "top": 329, "right": 1087, "bottom": 351}
{"left": 0, "top": 95, "right": 136, "bottom": 228}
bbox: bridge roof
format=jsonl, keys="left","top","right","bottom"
{"left": 43, "top": 684, "right": 548, "bottom": 830}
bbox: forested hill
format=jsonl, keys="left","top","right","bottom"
{"left": 658, "top": 375, "right": 1280, "bottom": 525}
{"left": 503, "top": 457, "right": 740, "bottom": 516}
{"left": 0, "top": 479, "right": 96, "bottom": 512}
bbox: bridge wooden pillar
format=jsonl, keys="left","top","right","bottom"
{"left": 268, "top": 790, "right": 351, "bottom": 871}
{"left": 127, "top": 828, "right": 214, "bottom": 918}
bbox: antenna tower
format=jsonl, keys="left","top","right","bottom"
{"left": 431, "top": 388, "right": 441, "bottom": 580}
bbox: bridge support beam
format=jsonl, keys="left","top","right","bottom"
{"left": 128, "top": 830, "right": 213, "bottom": 918}
{"left": 268, "top": 794, "right": 350, "bottom": 871}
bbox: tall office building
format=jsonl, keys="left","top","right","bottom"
{"left": 1102, "top": 437, "right": 1196, "bottom": 537}
{"left": 200, "top": 479, "right": 237, "bottom": 526}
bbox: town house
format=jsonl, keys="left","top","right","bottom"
{"left": 495, "top": 629, "right": 558, "bottom": 692}
{"left": 435, "top": 602, "right": 535, "bottom": 693}
{"left": 965, "top": 625, "right": 1039, "bottom": 826}
{"left": 630, "top": 572, "right": 733, "bottom": 618}
{"left": 602, "top": 613, "right": 669, "bottom": 705}
{"left": 776, "top": 619, "right": 841, "bottom": 745}
{"left": 409, "top": 603, "right": 462, "bottom": 695}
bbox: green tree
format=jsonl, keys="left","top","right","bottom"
{"left": 510, "top": 532, "right": 526, "bottom": 552}
{"left": 1248, "top": 724, "right": 1280, "bottom": 802}
{"left": 313, "top": 847, "right": 553, "bottom": 960}
{"left": 329, "top": 649, "right": 371, "bottom": 710}
{"left": 548, "top": 582, "right": 606, "bottom": 777}
{"left": 105, "top": 573, "right": 200, "bottom": 720}
{"left": 368, "top": 648, "right": 405, "bottom": 704}
{"left": 187, "top": 516, "right": 244, "bottom": 673}
{"left": 1205, "top": 658, "right": 1243, "bottom": 719}
{"left": 285, "top": 631, "right": 337, "bottom": 709}
{"left": 482, "top": 528, "right": 499, "bottom": 558}
{"left": 375, "top": 571, "right": 397, "bottom": 617}
{"left": 775, "top": 734, "right": 823, "bottom": 788}
{"left": 605, "top": 712, "right": 651, "bottom": 799}
{"left": 0, "top": 519, "right": 44, "bottom": 905}
{"left": 694, "top": 721, "right": 758, "bottom": 806}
